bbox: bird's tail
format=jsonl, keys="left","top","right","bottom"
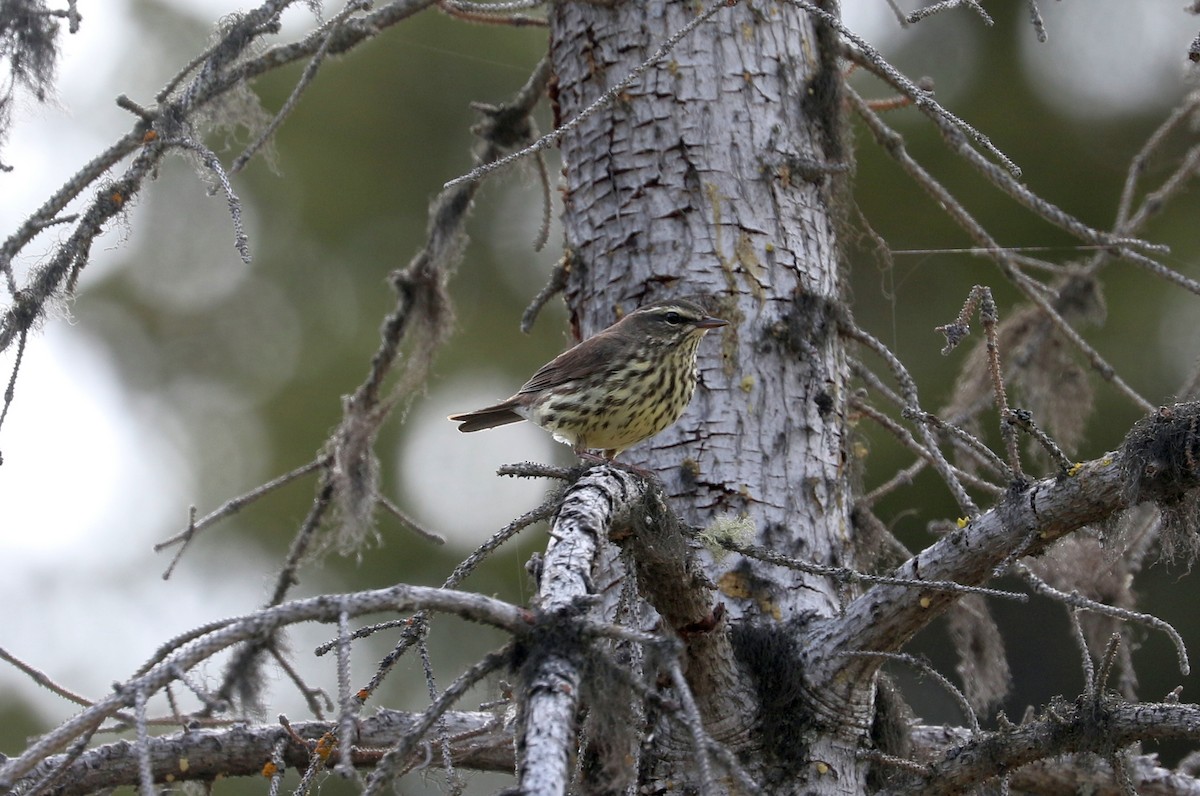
{"left": 447, "top": 404, "right": 525, "bottom": 433}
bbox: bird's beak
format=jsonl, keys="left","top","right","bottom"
{"left": 696, "top": 316, "right": 729, "bottom": 330}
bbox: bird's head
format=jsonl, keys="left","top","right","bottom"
{"left": 619, "top": 300, "right": 729, "bottom": 347}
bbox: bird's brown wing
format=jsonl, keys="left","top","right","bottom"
{"left": 517, "top": 330, "right": 628, "bottom": 394}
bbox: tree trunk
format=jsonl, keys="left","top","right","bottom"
{"left": 549, "top": 2, "right": 859, "bottom": 791}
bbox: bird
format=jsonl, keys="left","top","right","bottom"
{"left": 448, "top": 299, "right": 728, "bottom": 460}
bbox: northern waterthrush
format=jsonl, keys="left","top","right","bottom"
{"left": 448, "top": 299, "right": 728, "bottom": 460}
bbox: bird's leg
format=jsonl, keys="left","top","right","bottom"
{"left": 574, "top": 448, "right": 608, "bottom": 466}
{"left": 572, "top": 448, "right": 658, "bottom": 480}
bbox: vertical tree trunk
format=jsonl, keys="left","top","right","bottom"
{"left": 550, "top": 1, "right": 860, "bottom": 791}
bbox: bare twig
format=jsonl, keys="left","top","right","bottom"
{"left": 342, "top": 493, "right": 558, "bottom": 700}
{"left": 1110, "top": 748, "right": 1140, "bottom": 796}
{"left": 292, "top": 731, "right": 327, "bottom": 796}
{"left": 1112, "top": 94, "right": 1200, "bottom": 233}
{"left": 937, "top": 285, "right": 1023, "bottom": 478}
{"left": 905, "top": 0, "right": 993, "bottom": 26}
{"left": 1007, "top": 408, "right": 1074, "bottom": 473}
{"left": 0, "top": 327, "right": 27, "bottom": 433}
{"left": 842, "top": 650, "right": 978, "bottom": 731}
{"left": 169, "top": 664, "right": 227, "bottom": 715}
{"left": 417, "top": 635, "right": 460, "bottom": 790}
{"left": 1096, "top": 633, "right": 1123, "bottom": 697}
{"left": 334, "top": 606, "right": 358, "bottom": 779}
{"left": 532, "top": 145, "right": 553, "bottom": 251}
{"left": 792, "top": 0, "right": 1020, "bottom": 175}
{"left": 841, "top": 318, "right": 980, "bottom": 515}
{"left": 858, "top": 364, "right": 1003, "bottom": 466}
{"left": 231, "top": 0, "right": 372, "bottom": 174}
{"left": 266, "top": 737, "right": 287, "bottom": 796}
{"left": 362, "top": 646, "right": 512, "bottom": 794}
{"left": 1012, "top": 562, "right": 1190, "bottom": 677}
{"left": 440, "top": 0, "right": 545, "bottom": 12}
{"left": 155, "top": 456, "right": 328, "bottom": 572}
{"left": 522, "top": 251, "right": 572, "bottom": 333}
{"left": 666, "top": 660, "right": 719, "bottom": 794}
{"left": 377, "top": 495, "right": 447, "bottom": 545}
{"left": 497, "top": 460, "right": 577, "bottom": 479}
{"left": 910, "top": 409, "right": 1012, "bottom": 481}
{"left": 1026, "top": 0, "right": 1047, "bottom": 42}
{"left": 132, "top": 687, "right": 154, "bottom": 796}
{"left": 0, "top": 646, "right": 92, "bottom": 708}
{"left": 852, "top": 397, "right": 1005, "bottom": 497}
{"left": 845, "top": 87, "right": 1153, "bottom": 413}
{"left": 1069, "top": 609, "right": 1096, "bottom": 694}
{"left": 270, "top": 646, "right": 331, "bottom": 719}
{"left": 158, "top": 137, "right": 251, "bottom": 262}
{"left": 708, "top": 532, "right": 1025, "bottom": 601}
{"left": 844, "top": 47, "right": 1164, "bottom": 259}
{"left": 439, "top": 0, "right": 547, "bottom": 26}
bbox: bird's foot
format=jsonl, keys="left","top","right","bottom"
{"left": 575, "top": 450, "right": 659, "bottom": 481}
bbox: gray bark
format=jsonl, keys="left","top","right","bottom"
{"left": 549, "top": 1, "right": 857, "bottom": 792}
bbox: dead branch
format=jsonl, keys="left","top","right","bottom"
{"left": 10, "top": 710, "right": 512, "bottom": 796}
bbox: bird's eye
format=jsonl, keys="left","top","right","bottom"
{"left": 664, "top": 311, "right": 683, "bottom": 325}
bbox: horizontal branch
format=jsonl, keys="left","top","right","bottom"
{"left": 892, "top": 700, "right": 1200, "bottom": 795}
{"left": 804, "top": 402, "right": 1200, "bottom": 693}
{"left": 13, "top": 710, "right": 511, "bottom": 796}
{"left": 906, "top": 723, "right": 1200, "bottom": 795}
{"left": 0, "top": 585, "right": 531, "bottom": 789}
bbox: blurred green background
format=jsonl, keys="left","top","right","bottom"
{"left": 1, "top": 1, "right": 1198, "bottom": 792}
